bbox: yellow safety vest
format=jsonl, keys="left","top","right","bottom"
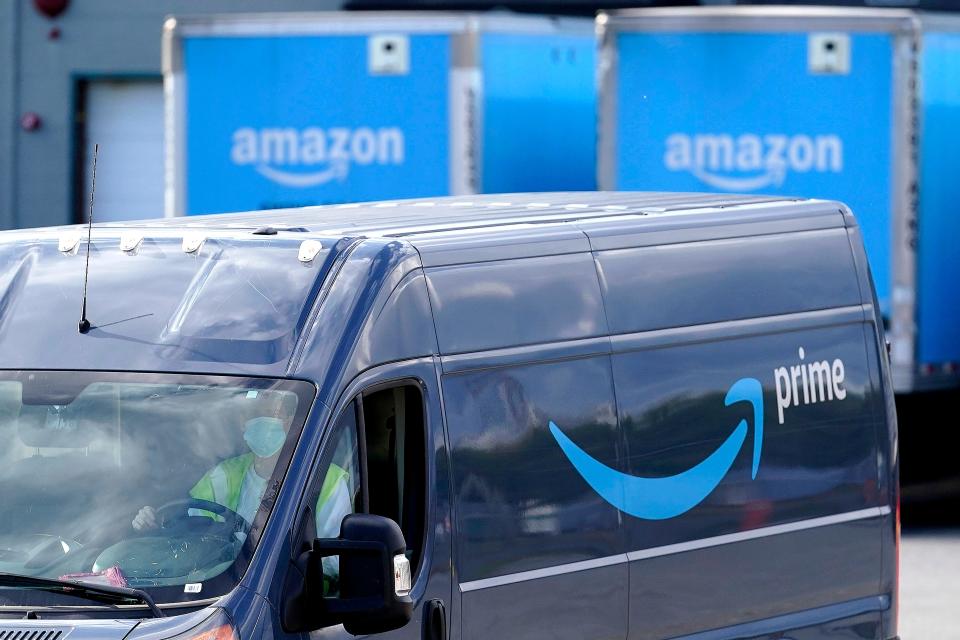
{"left": 190, "top": 455, "right": 351, "bottom": 595}
{"left": 190, "top": 454, "right": 351, "bottom": 529}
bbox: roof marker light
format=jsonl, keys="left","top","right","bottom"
{"left": 298, "top": 240, "right": 324, "bottom": 263}
{"left": 489, "top": 202, "right": 512, "bottom": 207}
{"left": 451, "top": 202, "right": 474, "bottom": 207}
{"left": 565, "top": 204, "right": 589, "bottom": 210}
{"left": 413, "top": 202, "right": 436, "bottom": 207}
{"left": 59, "top": 231, "right": 82, "bottom": 254}
{"left": 605, "top": 205, "right": 628, "bottom": 211}
{"left": 374, "top": 202, "right": 398, "bottom": 208}
{"left": 120, "top": 233, "right": 143, "bottom": 253}
{"left": 527, "top": 203, "right": 550, "bottom": 208}
{"left": 182, "top": 234, "right": 205, "bottom": 254}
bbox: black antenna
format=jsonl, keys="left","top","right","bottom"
{"left": 79, "top": 143, "right": 98, "bottom": 334}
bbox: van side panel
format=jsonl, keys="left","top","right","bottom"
{"left": 351, "top": 269, "right": 437, "bottom": 376}
{"left": 847, "top": 222, "right": 899, "bottom": 637}
{"left": 865, "top": 327, "right": 899, "bottom": 640}
{"left": 425, "top": 252, "right": 607, "bottom": 354}
{"left": 628, "top": 530, "right": 885, "bottom": 640}
{"left": 596, "top": 229, "right": 862, "bottom": 334}
{"left": 614, "top": 323, "right": 885, "bottom": 639}
{"left": 292, "top": 239, "right": 428, "bottom": 403}
{"left": 616, "top": 324, "right": 881, "bottom": 543}
{"left": 442, "top": 355, "right": 627, "bottom": 640}
{"left": 585, "top": 221, "right": 891, "bottom": 638}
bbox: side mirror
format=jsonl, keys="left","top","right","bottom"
{"left": 313, "top": 513, "right": 414, "bottom": 635}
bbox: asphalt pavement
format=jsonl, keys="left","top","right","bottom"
{"left": 900, "top": 529, "right": 960, "bottom": 638}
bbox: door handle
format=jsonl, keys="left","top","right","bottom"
{"left": 424, "top": 599, "right": 446, "bottom": 640}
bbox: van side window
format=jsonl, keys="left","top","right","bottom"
{"left": 309, "top": 405, "right": 362, "bottom": 596}
{"left": 360, "top": 385, "right": 426, "bottom": 575}
{"left": 308, "top": 384, "right": 427, "bottom": 583}
{"left": 315, "top": 407, "right": 362, "bottom": 540}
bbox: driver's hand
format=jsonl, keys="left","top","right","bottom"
{"left": 132, "top": 506, "right": 159, "bottom": 531}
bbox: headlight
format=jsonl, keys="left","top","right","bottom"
{"left": 127, "top": 609, "right": 238, "bottom": 640}
{"left": 175, "top": 616, "right": 237, "bottom": 640}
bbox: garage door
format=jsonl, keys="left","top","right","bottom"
{"left": 82, "top": 80, "right": 164, "bottom": 222}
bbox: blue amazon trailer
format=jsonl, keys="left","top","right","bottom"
{"left": 598, "top": 7, "right": 960, "bottom": 393}
{"left": 163, "top": 12, "right": 596, "bottom": 216}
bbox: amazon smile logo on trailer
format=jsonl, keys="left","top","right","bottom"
{"left": 551, "top": 350, "right": 848, "bottom": 520}
{"left": 663, "top": 133, "right": 844, "bottom": 191}
{"left": 231, "top": 126, "right": 406, "bottom": 188}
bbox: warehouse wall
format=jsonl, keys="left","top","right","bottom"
{"left": 1, "top": 0, "right": 342, "bottom": 230}
{"left": 1, "top": 2, "right": 19, "bottom": 231}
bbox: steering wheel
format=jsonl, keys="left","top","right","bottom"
{"left": 153, "top": 498, "right": 250, "bottom": 538}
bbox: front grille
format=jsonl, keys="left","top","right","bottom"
{"left": 0, "top": 628, "right": 72, "bottom": 640}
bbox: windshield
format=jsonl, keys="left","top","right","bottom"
{"left": 0, "top": 370, "right": 314, "bottom": 607}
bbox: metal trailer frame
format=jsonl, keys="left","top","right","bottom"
{"left": 162, "top": 11, "right": 592, "bottom": 220}
{"left": 596, "top": 6, "right": 957, "bottom": 393}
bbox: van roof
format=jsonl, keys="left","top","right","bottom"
{"left": 82, "top": 192, "right": 850, "bottom": 267}
{"left": 77, "top": 192, "right": 837, "bottom": 239}
{"left": 0, "top": 192, "right": 853, "bottom": 379}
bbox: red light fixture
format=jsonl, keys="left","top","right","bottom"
{"left": 20, "top": 112, "right": 42, "bottom": 132}
{"left": 33, "top": 0, "right": 69, "bottom": 19}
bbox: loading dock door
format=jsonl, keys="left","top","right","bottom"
{"left": 82, "top": 80, "right": 164, "bottom": 222}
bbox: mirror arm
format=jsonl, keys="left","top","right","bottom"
{"left": 281, "top": 548, "right": 331, "bottom": 633}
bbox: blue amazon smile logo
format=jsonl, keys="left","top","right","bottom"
{"left": 549, "top": 377, "right": 764, "bottom": 520}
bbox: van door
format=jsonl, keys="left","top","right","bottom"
{"left": 441, "top": 354, "right": 629, "bottom": 640}
{"left": 586, "top": 229, "right": 888, "bottom": 639}
{"left": 413, "top": 238, "right": 629, "bottom": 640}
{"left": 612, "top": 325, "right": 887, "bottom": 639}
{"left": 285, "top": 359, "right": 453, "bottom": 640}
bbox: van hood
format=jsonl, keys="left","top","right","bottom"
{"left": 0, "top": 228, "right": 347, "bottom": 376}
{"left": 0, "top": 618, "right": 139, "bottom": 640}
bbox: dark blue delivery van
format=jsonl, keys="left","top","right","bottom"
{"left": 0, "top": 193, "right": 899, "bottom": 640}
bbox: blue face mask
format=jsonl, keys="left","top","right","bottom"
{"left": 244, "top": 417, "right": 286, "bottom": 458}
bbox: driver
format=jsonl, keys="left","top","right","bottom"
{"left": 132, "top": 393, "right": 354, "bottom": 542}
